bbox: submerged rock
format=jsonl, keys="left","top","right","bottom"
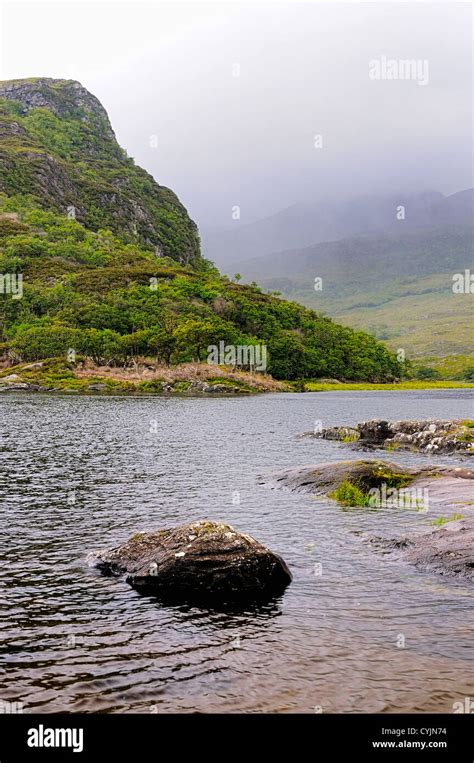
{"left": 366, "top": 518, "right": 474, "bottom": 581}
{"left": 90, "top": 520, "right": 292, "bottom": 604}
{"left": 262, "top": 458, "right": 474, "bottom": 581}
{"left": 307, "top": 419, "right": 473, "bottom": 455}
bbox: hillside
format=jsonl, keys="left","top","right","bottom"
{"left": 0, "top": 78, "right": 402, "bottom": 385}
{"left": 234, "top": 223, "right": 474, "bottom": 368}
{"left": 202, "top": 189, "right": 473, "bottom": 270}
{"left": 0, "top": 78, "right": 201, "bottom": 266}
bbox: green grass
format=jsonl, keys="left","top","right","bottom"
{"left": 305, "top": 380, "right": 474, "bottom": 392}
{"left": 328, "top": 480, "right": 370, "bottom": 507}
{"left": 328, "top": 467, "right": 416, "bottom": 509}
{"left": 341, "top": 433, "right": 359, "bottom": 442}
{"left": 0, "top": 358, "right": 273, "bottom": 395}
{"left": 432, "top": 514, "right": 464, "bottom": 527}
{"left": 412, "top": 354, "right": 474, "bottom": 380}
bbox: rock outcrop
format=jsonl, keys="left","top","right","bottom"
{"left": 261, "top": 459, "right": 474, "bottom": 509}
{"left": 90, "top": 520, "right": 292, "bottom": 604}
{"left": 0, "top": 78, "right": 116, "bottom": 139}
{"left": 262, "top": 458, "right": 474, "bottom": 581}
{"left": 0, "top": 366, "right": 258, "bottom": 395}
{"left": 307, "top": 419, "right": 473, "bottom": 455}
{"left": 0, "top": 373, "right": 46, "bottom": 392}
{"left": 0, "top": 78, "right": 201, "bottom": 265}
{"left": 261, "top": 459, "right": 425, "bottom": 496}
{"left": 366, "top": 518, "right": 474, "bottom": 581}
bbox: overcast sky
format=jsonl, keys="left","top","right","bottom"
{"left": 1, "top": 1, "right": 472, "bottom": 229}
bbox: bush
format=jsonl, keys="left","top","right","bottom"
{"left": 415, "top": 365, "right": 440, "bottom": 380}
{"left": 329, "top": 480, "right": 370, "bottom": 507}
{"left": 11, "top": 324, "right": 83, "bottom": 361}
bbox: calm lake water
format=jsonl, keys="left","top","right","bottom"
{"left": 1, "top": 390, "right": 473, "bottom": 713}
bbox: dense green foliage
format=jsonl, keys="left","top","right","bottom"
{"left": 0, "top": 196, "right": 402, "bottom": 380}
{"left": 0, "top": 77, "right": 405, "bottom": 381}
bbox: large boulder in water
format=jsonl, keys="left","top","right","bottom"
{"left": 91, "top": 520, "right": 292, "bottom": 604}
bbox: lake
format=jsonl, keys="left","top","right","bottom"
{"left": 1, "top": 390, "right": 473, "bottom": 713}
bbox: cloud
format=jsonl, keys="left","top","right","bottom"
{"left": 2, "top": 1, "right": 472, "bottom": 228}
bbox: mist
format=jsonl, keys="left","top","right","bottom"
{"left": 1, "top": 1, "right": 472, "bottom": 231}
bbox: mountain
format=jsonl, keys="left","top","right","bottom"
{"left": 235, "top": 222, "right": 474, "bottom": 362}
{"left": 202, "top": 190, "right": 473, "bottom": 271}
{"left": 0, "top": 78, "right": 201, "bottom": 266}
{"left": 0, "top": 78, "right": 401, "bottom": 383}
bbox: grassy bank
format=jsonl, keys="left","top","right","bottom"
{"left": 0, "top": 358, "right": 287, "bottom": 395}
{"left": 305, "top": 380, "right": 474, "bottom": 392}
{"left": 2, "top": 360, "right": 473, "bottom": 396}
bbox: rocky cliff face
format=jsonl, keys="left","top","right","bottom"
{"left": 0, "top": 78, "right": 201, "bottom": 266}
{"left": 0, "top": 78, "right": 116, "bottom": 139}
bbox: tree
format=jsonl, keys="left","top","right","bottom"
{"left": 146, "top": 328, "right": 176, "bottom": 367}
{"left": 80, "top": 328, "right": 122, "bottom": 365}
{"left": 173, "top": 318, "right": 240, "bottom": 363}
{"left": 119, "top": 330, "right": 150, "bottom": 366}
{"left": 12, "top": 324, "right": 82, "bottom": 361}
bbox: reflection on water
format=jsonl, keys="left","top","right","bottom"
{"left": 1, "top": 390, "right": 473, "bottom": 712}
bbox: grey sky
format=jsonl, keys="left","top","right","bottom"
{"left": 1, "top": 1, "right": 472, "bottom": 229}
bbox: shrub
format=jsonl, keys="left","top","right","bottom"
{"left": 328, "top": 480, "right": 370, "bottom": 507}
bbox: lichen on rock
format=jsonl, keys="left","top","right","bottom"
{"left": 90, "top": 520, "right": 292, "bottom": 605}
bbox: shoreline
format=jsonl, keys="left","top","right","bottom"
{"left": 1, "top": 381, "right": 473, "bottom": 397}
{"left": 305, "top": 381, "right": 474, "bottom": 392}
{"left": 1, "top": 360, "right": 473, "bottom": 397}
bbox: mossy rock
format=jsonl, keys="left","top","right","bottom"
{"left": 264, "top": 460, "right": 417, "bottom": 497}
